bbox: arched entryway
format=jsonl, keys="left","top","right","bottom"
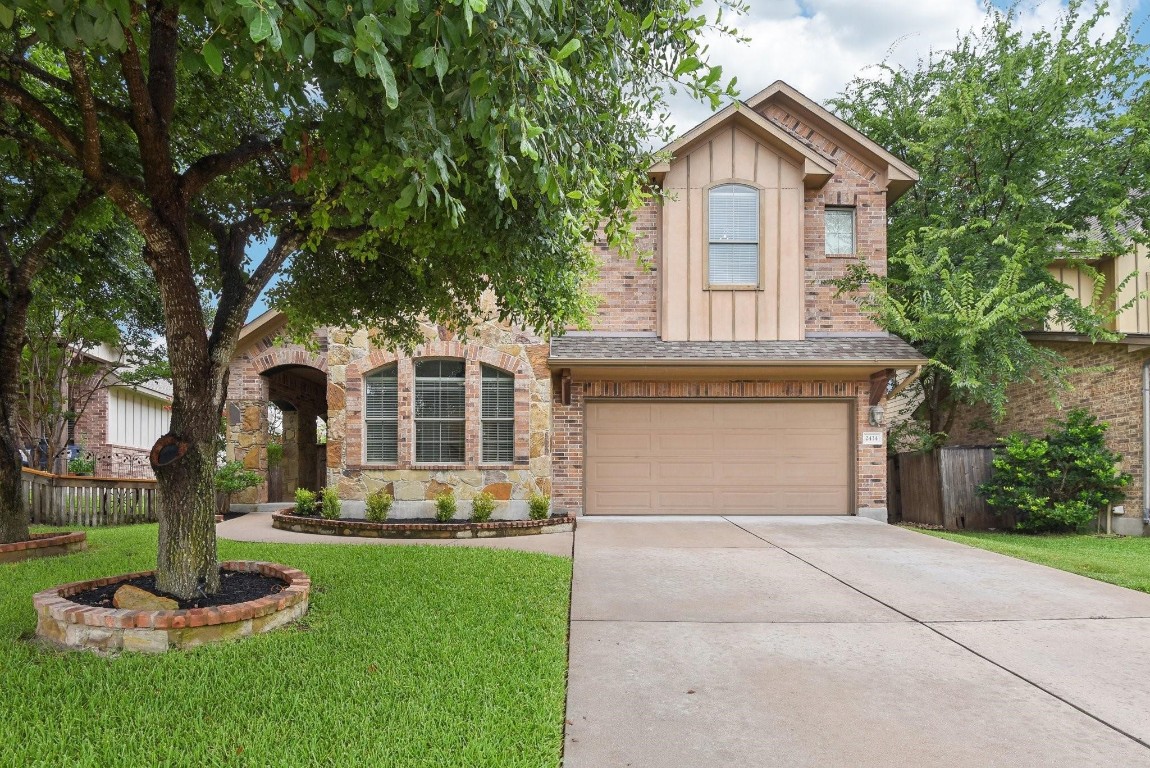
{"left": 263, "top": 364, "right": 328, "bottom": 502}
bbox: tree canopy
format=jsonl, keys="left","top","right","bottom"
{"left": 0, "top": 0, "right": 739, "bottom": 595}
{"left": 831, "top": 0, "right": 1150, "bottom": 440}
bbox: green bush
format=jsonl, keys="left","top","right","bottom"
{"left": 266, "top": 440, "right": 284, "bottom": 467}
{"left": 67, "top": 454, "right": 96, "bottom": 476}
{"left": 980, "top": 409, "right": 1130, "bottom": 533}
{"left": 434, "top": 491, "right": 456, "bottom": 522}
{"left": 365, "top": 489, "right": 393, "bottom": 523}
{"left": 471, "top": 491, "right": 497, "bottom": 522}
{"left": 321, "top": 487, "right": 342, "bottom": 520}
{"left": 294, "top": 488, "right": 317, "bottom": 516}
{"left": 215, "top": 460, "right": 263, "bottom": 515}
{"left": 527, "top": 493, "right": 550, "bottom": 521}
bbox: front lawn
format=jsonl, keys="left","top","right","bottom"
{"left": 1, "top": 525, "right": 572, "bottom": 767}
{"left": 920, "top": 529, "right": 1150, "bottom": 594}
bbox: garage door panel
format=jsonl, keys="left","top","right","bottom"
{"left": 585, "top": 401, "right": 851, "bottom": 516}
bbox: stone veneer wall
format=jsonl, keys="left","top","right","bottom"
{"left": 757, "top": 103, "right": 887, "bottom": 335}
{"left": 550, "top": 378, "right": 886, "bottom": 517}
{"left": 227, "top": 317, "right": 552, "bottom": 516}
{"left": 949, "top": 340, "right": 1150, "bottom": 533}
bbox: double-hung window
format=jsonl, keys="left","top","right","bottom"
{"left": 364, "top": 365, "right": 398, "bottom": 463}
{"left": 481, "top": 366, "right": 514, "bottom": 463}
{"left": 825, "top": 207, "right": 856, "bottom": 255}
{"left": 414, "top": 359, "right": 466, "bottom": 463}
{"left": 708, "top": 183, "right": 760, "bottom": 286}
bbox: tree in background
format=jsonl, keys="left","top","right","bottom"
{"left": 18, "top": 226, "right": 166, "bottom": 475}
{"left": 0, "top": 0, "right": 740, "bottom": 597}
{"left": 832, "top": 1, "right": 1150, "bottom": 440}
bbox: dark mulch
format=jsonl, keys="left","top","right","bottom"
{"left": 221, "top": 510, "right": 247, "bottom": 521}
{"left": 68, "top": 569, "right": 287, "bottom": 610}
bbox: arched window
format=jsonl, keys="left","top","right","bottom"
{"left": 415, "top": 359, "right": 466, "bottom": 463}
{"left": 481, "top": 366, "right": 515, "bottom": 463}
{"left": 708, "top": 183, "right": 760, "bottom": 286}
{"left": 364, "top": 365, "right": 398, "bottom": 463}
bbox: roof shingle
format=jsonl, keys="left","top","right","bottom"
{"left": 549, "top": 335, "right": 926, "bottom": 364}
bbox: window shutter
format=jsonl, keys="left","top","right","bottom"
{"left": 708, "top": 184, "right": 759, "bottom": 285}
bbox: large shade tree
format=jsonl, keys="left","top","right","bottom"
{"left": 831, "top": 1, "right": 1150, "bottom": 441}
{"left": 0, "top": 0, "right": 739, "bottom": 597}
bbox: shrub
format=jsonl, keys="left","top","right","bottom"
{"left": 434, "top": 491, "right": 456, "bottom": 522}
{"left": 214, "top": 460, "right": 263, "bottom": 515}
{"left": 980, "top": 409, "right": 1130, "bottom": 533}
{"left": 67, "top": 454, "right": 96, "bottom": 476}
{"left": 266, "top": 440, "right": 284, "bottom": 467}
{"left": 471, "top": 491, "right": 497, "bottom": 523}
{"left": 365, "top": 489, "right": 393, "bottom": 523}
{"left": 321, "top": 487, "right": 342, "bottom": 520}
{"left": 294, "top": 488, "right": 317, "bottom": 516}
{"left": 527, "top": 493, "right": 550, "bottom": 521}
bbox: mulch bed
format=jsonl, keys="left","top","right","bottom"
{"left": 68, "top": 568, "right": 287, "bottom": 610}
{"left": 288, "top": 515, "right": 565, "bottom": 524}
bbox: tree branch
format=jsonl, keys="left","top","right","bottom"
{"left": 2, "top": 55, "right": 133, "bottom": 124}
{"left": 179, "top": 136, "right": 279, "bottom": 201}
{"left": 64, "top": 50, "right": 102, "bottom": 182}
{"left": 0, "top": 79, "right": 81, "bottom": 158}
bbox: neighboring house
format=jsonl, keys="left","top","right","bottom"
{"left": 225, "top": 80, "right": 926, "bottom": 519}
{"left": 949, "top": 220, "right": 1149, "bottom": 536}
{"left": 69, "top": 353, "right": 173, "bottom": 478}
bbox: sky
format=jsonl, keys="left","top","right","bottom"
{"left": 246, "top": 0, "right": 1150, "bottom": 321}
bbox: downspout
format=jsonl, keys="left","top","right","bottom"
{"left": 1143, "top": 360, "right": 1150, "bottom": 526}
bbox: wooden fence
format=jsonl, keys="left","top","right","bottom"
{"left": 22, "top": 468, "right": 159, "bottom": 526}
{"left": 892, "top": 447, "right": 1002, "bottom": 530}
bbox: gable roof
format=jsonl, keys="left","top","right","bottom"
{"left": 237, "top": 308, "right": 289, "bottom": 351}
{"left": 744, "top": 80, "right": 919, "bottom": 201}
{"left": 649, "top": 101, "right": 836, "bottom": 189}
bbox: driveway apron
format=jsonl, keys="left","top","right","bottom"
{"left": 564, "top": 517, "right": 1150, "bottom": 767}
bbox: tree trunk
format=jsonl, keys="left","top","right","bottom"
{"left": 0, "top": 426, "right": 29, "bottom": 545}
{"left": 154, "top": 389, "right": 223, "bottom": 597}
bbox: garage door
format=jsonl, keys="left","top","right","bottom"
{"left": 584, "top": 401, "right": 851, "bottom": 515}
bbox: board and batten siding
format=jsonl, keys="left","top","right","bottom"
{"left": 1049, "top": 244, "right": 1150, "bottom": 335}
{"left": 660, "top": 125, "right": 805, "bottom": 341}
{"left": 108, "top": 387, "right": 171, "bottom": 450}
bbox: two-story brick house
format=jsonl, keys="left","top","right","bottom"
{"left": 226, "top": 81, "right": 925, "bottom": 520}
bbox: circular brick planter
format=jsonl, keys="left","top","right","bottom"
{"left": 33, "top": 560, "right": 310, "bottom": 654}
{"left": 0, "top": 532, "right": 87, "bottom": 564}
{"left": 272, "top": 512, "right": 575, "bottom": 539}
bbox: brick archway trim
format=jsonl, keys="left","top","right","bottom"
{"left": 346, "top": 340, "right": 530, "bottom": 378}
{"left": 253, "top": 347, "right": 329, "bottom": 376}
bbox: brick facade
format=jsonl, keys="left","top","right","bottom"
{"left": 950, "top": 340, "right": 1149, "bottom": 531}
{"left": 581, "top": 200, "right": 660, "bottom": 333}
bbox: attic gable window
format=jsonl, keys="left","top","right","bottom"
{"left": 708, "top": 183, "right": 760, "bottom": 287}
{"left": 826, "top": 207, "right": 856, "bottom": 255}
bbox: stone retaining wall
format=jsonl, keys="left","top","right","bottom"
{"left": 33, "top": 561, "right": 310, "bottom": 654}
{"left": 272, "top": 512, "right": 574, "bottom": 539}
{"left": 0, "top": 532, "right": 87, "bottom": 564}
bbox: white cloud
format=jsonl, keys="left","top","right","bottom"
{"left": 664, "top": 0, "right": 1137, "bottom": 134}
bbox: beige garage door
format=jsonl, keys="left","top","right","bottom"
{"left": 585, "top": 401, "right": 851, "bottom": 515}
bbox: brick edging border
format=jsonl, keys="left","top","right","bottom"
{"left": 0, "top": 532, "right": 87, "bottom": 563}
{"left": 271, "top": 512, "right": 576, "bottom": 539}
{"left": 33, "top": 560, "right": 310, "bottom": 653}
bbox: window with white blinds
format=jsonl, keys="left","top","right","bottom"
{"left": 415, "top": 359, "right": 466, "bottom": 463}
{"left": 708, "top": 183, "right": 760, "bottom": 285}
{"left": 365, "top": 365, "right": 398, "bottom": 463}
{"left": 825, "top": 207, "right": 856, "bottom": 255}
{"left": 481, "top": 366, "right": 514, "bottom": 463}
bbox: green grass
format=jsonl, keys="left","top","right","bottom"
{"left": 920, "top": 529, "right": 1150, "bottom": 594}
{"left": 1, "top": 525, "right": 572, "bottom": 767}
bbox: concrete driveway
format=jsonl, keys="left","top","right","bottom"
{"left": 564, "top": 517, "right": 1150, "bottom": 767}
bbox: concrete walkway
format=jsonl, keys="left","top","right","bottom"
{"left": 216, "top": 507, "right": 573, "bottom": 557}
{"left": 565, "top": 517, "right": 1150, "bottom": 767}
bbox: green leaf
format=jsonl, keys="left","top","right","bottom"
{"left": 373, "top": 51, "right": 399, "bottom": 109}
{"left": 303, "top": 31, "right": 315, "bottom": 59}
{"left": 105, "top": 19, "right": 125, "bottom": 50}
{"left": 333, "top": 47, "right": 352, "bottom": 64}
{"left": 0, "top": 4, "right": 13, "bottom": 29}
{"left": 433, "top": 47, "right": 448, "bottom": 83}
{"left": 640, "top": 11, "right": 655, "bottom": 31}
{"left": 413, "top": 46, "right": 436, "bottom": 69}
{"left": 249, "top": 11, "right": 273, "bottom": 43}
{"left": 555, "top": 38, "right": 580, "bottom": 61}
{"left": 202, "top": 39, "right": 223, "bottom": 75}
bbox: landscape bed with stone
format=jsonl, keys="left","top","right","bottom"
{"left": 3, "top": 525, "right": 572, "bottom": 766}
{"left": 0, "top": 530, "right": 87, "bottom": 563}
